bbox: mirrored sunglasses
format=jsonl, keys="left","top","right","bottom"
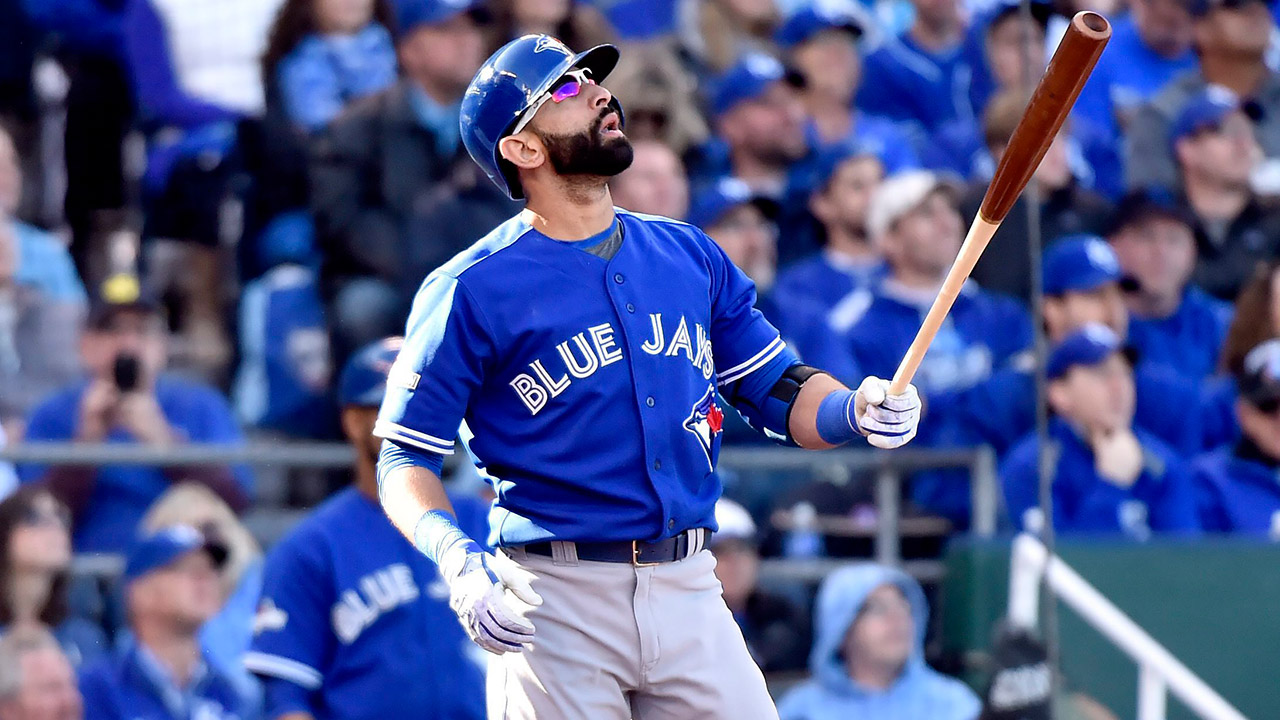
{"left": 511, "top": 69, "right": 595, "bottom": 135}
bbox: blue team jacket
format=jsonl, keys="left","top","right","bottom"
{"left": 80, "top": 641, "right": 246, "bottom": 720}
{"left": 1126, "top": 287, "right": 1232, "bottom": 382}
{"left": 1192, "top": 443, "right": 1280, "bottom": 534}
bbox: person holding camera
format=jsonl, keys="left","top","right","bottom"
{"left": 17, "top": 275, "right": 252, "bottom": 554}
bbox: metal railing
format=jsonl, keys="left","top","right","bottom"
{"left": 1007, "top": 534, "right": 1248, "bottom": 720}
{"left": 2, "top": 441, "right": 1000, "bottom": 567}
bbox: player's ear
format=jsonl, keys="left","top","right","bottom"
{"left": 499, "top": 133, "right": 545, "bottom": 172}
{"left": 809, "top": 189, "right": 833, "bottom": 224}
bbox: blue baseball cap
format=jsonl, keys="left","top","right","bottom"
{"left": 987, "top": 0, "right": 1054, "bottom": 28}
{"left": 776, "top": 1, "right": 868, "bottom": 48}
{"left": 1047, "top": 324, "right": 1133, "bottom": 380}
{"left": 711, "top": 53, "right": 789, "bottom": 118}
{"left": 123, "top": 525, "right": 228, "bottom": 585}
{"left": 1043, "top": 235, "right": 1122, "bottom": 295}
{"left": 1106, "top": 186, "right": 1196, "bottom": 236}
{"left": 395, "top": 0, "right": 487, "bottom": 36}
{"left": 338, "top": 337, "right": 404, "bottom": 407}
{"left": 1170, "top": 86, "right": 1255, "bottom": 146}
{"left": 688, "top": 177, "right": 780, "bottom": 231}
{"left": 811, "top": 139, "right": 883, "bottom": 193}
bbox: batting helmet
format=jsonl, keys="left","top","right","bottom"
{"left": 460, "top": 34, "right": 622, "bottom": 200}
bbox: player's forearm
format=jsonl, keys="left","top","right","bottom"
{"left": 378, "top": 463, "right": 457, "bottom": 546}
{"left": 787, "top": 373, "right": 848, "bottom": 450}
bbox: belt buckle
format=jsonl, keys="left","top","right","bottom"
{"left": 632, "top": 540, "right": 661, "bottom": 567}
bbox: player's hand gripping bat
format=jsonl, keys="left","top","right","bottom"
{"left": 888, "top": 11, "right": 1112, "bottom": 395}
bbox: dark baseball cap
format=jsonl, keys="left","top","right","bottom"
{"left": 86, "top": 273, "right": 161, "bottom": 331}
{"left": 688, "top": 177, "right": 780, "bottom": 231}
{"left": 810, "top": 139, "right": 884, "bottom": 193}
{"left": 123, "top": 525, "right": 228, "bottom": 585}
{"left": 395, "top": 0, "right": 488, "bottom": 36}
{"left": 775, "top": 1, "right": 868, "bottom": 48}
{"left": 711, "top": 53, "right": 791, "bottom": 118}
{"left": 338, "top": 337, "right": 404, "bottom": 407}
{"left": 1042, "top": 235, "right": 1122, "bottom": 296}
{"left": 1047, "top": 324, "right": 1135, "bottom": 380}
{"left": 1107, "top": 187, "right": 1196, "bottom": 236}
{"left": 1239, "top": 339, "right": 1280, "bottom": 409}
{"left": 988, "top": 0, "right": 1054, "bottom": 29}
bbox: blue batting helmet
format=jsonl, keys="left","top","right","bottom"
{"left": 460, "top": 34, "right": 622, "bottom": 200}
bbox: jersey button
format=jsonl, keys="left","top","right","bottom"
{"left": 626, "top": 303, "right": 635, "bottom": 313}
{"left": 653, "top": 459, "right": 662, "bottom": 470}
{"left": 668, "top": 519, "right": 675, "bottom": 529}
{"left": 645, "top": 396, "right": 655, "bottom": 407}
{"left": 614, "top": 273, "right": 625, "bottom": 284}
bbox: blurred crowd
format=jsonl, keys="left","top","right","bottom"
{"left": 1, "top": 0, "right": 1280, "bottom": 716}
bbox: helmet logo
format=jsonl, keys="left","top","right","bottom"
{"left": 534, "top": 36, "right": 572, "bottom": 56}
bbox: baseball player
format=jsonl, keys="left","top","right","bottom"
{"left": 374, "top": 35, "right": 922, "bottom": 719}
{"left": 244, "top": 338, "right": 488, "bottom": 719}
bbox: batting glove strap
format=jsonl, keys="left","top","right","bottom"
{"left": 449, "top": 552, "right": 544, "bottom": 655}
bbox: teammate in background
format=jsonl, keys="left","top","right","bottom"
{"left": 1001, "top": 325, "right": 1200, "bottom": 538}
{"left": 708, "top": 499, "right": 809, "bottom": 673}
{"left": 375, "top": 35, "right": 921, "bottom": 719}
{"left": 1192, "top": 339, "right": 1280, "bottom": 534}
{"left": 772, "top": 141, "right": 887, "bottom": 314}
{"left": 1107, "top": 187, "right": 1232, "bottom": 382}
{"left": 776, "top": 564, "right": 980, "bottom": 720}
{"left": 0, "top": 627, "right": 83, "bottom": 720}
{"left": 79, "top": 526, "right": 245, "bottom": 720}
{"left": 609, "top": 139, "right": 690, "bottom": 220}
{"left": 245, "top": 337, "right": 486, "bottom": 720}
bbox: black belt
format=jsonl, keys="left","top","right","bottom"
{"left": 522, "top": 528, "right": 710, "bottom": 566}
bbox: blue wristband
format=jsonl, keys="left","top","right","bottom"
{"left": 815, "top": 389, "right": 860, "bottom": 445}
{"left": 413, "top": 510, "right": 483, "bottom": 572}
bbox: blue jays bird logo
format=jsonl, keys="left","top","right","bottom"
{"left": 684, "top": 386, "right": 724, "bottom": 471}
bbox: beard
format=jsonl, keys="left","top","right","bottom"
{"left": 536, "top": 109, "right": 635, "bottom": 179}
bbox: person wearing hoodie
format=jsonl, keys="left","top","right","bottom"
{"left": 777, "top": 565, "right": 981, "bottom": 720}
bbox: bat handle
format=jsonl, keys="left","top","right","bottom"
{"left": 888, "top": 216, "right": 1002, "bottom": 396}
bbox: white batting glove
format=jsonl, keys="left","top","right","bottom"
{"left": 853, "top": 377, "right": 921, "bottom": 449}
{"left": 446, "top": 551, "right": 543, "bottom": 655}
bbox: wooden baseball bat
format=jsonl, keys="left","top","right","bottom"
{"left": 888, "top": 11, "right": 1111, "bottom": 395}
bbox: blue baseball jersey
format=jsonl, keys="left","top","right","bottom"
{"left": 376, "top": 210, "right": 797, "bottom": 547}
{"left": 80, "top": 641, "right": 245, "bottom": 720}
{"left": 1192, "top": 445, "right": 1280, "bottom": 534}
{"left": 244, "top": 487, "right": 487, "bottom": 720}
{"left": 1001, "top": 419, "right": 1200, "bottom": 537}
{"left": 1125, "top": 287, "right": 1232, "bottom": 382}
{"left": 855, "top": 34, "right": 976, "bottom": 136}
{"left": 773, "top": 253, "right": 888, "bottom": 316}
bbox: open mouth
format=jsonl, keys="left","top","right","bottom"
{"left": 600, "top": 113, "right": 623, "bottom": 137}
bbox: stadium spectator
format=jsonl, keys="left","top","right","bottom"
{"left": 1193, "top": 339, "right": 1280, "bottom": 534}
{"left": 966, "top": 0, "right": 1051, "bottom": 136}
{"left": 834, "top": 170, "right": 1030, "bottom": 522}
{"left": 773, "top": 141, "right": 886, "bottom": 313}
{"left": 79, "top": 526, "right": 245, "bottom": 720}
{"left": 601, "top": 41, "right": 709, "bottom": 156}
{"left": 0, "top": 626, "right": 83, "bottom": 720}
{"left": 709, "top": 499, "right": 809, "bottom": 673}
{"left": 1126, "top": 0, "right": 1280, "bottom": 190}
{"left": 706, "top": 53, "right": 809, "bottom": 200}
{"left": 1108, "top": 187, "right": 1232, "bottom": 382}
{"left": 856, "top": 0, "right": 972, "bottom": 137}
{"left": 123, "top": 0, "right": 285, "bottom": 377}
{"left": 778, "top": 2, "right": 918, "bottom": 171}
{"left": 262, "top": 0, "right": 397, "bottom": 134}
{"left": 1001, "top": 324, "right": 1201, "bottom": 538}
{"left": 19, "top": 276, "right": 252, "bottom": 554}
{"left": 678, "top": 0, "right": 781, "bottom": 73}
{"left": 960, "top": 235, "right": 1205, "bottom": 458}
{"left": 310, "top": 0, "right": 514, "bottom": 363}
{"left": 491, "top": 0, "right": 615, "bottom": 50}
{"left": 1169, "top": 88, "right": 1280, "bottom": 301}
{"left": 0, "top": 488, "right": 106, "bottom": 668}
{"left": 1073, "top": 0, "right": 1198, "bottom": 138}
{"left": 962, "top": 90, "right": 1112, "bottom": 303}
{"left": 0, "top": 126, "right": 87, "bottom": 432}
{"left": 776, "top": 564, "right": 981, "bottom": 720}
{"left": 141, "top": 484, "right": 264, "bottom": 714}
{"left": 610, "top": 139, "right": 690, "bottom": 220}
{"left": 246, "top": 337, "right": 486, "bottom": 719}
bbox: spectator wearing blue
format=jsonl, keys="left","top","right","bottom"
{"left": 263, "top": 0, "right": 398, "bottom": 134}
{"left": 777, "top": 564, "right": 980, "bottom": 720}
{"left": 690, "top": 178, "right": 859, "bottom": 386}
{"left": 960, "top": 0, "right": 1053, "bottom": 157}
{"left": 1169, "top": 88, "right": 1280, "bottom": 301}
{"left": 245, "top": 337, "right": 487, "bottom": 720}
{"left": 1001, "top": 324, "right": 1201, "bottom": 538}
{"left": 0, "top": 126, "right": 87, "bottom": 430}
{"left": 773, "top": 141, "right": 887, "bottom": 314}
{"left": 1107, "top": 188, "right": 1232, "bottom": 382}
{"left": 834, "top": 171, "right": 1030, "bottom": 522}
{"left": 1073, "top": 0, "right": 1198, "bottom": 140}
{"left": 1126, "top": 0, "right": 1280, "bottom": 191}
{"left": 79, "top": 526, "right": 245, "bottom": 720}
{"left": 959, "top": 235, "right": 1206, "bottom": 458}
{"left": 311, "top": 0, "right": 515, "bottom": 364}
{"left": 704, "top": 53, "right": 810, "bottom": 201}
{"left": 855, "top": 0, "right": 974, "bottom": 139}
{"left": 19, "top": 275, "right": 253, "bottom": 554}
{"left": 777, "top": 2, "right": 920, "bottom": 172}
{"left": 1192, "top": 339, "right": 1280, "bottom": 533}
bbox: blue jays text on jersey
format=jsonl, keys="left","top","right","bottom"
{"left": 375, "top": 209, "right": 798, "bottom": 547}
{"left": 245, "top": 487, "right": 487, "bottom": 720}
